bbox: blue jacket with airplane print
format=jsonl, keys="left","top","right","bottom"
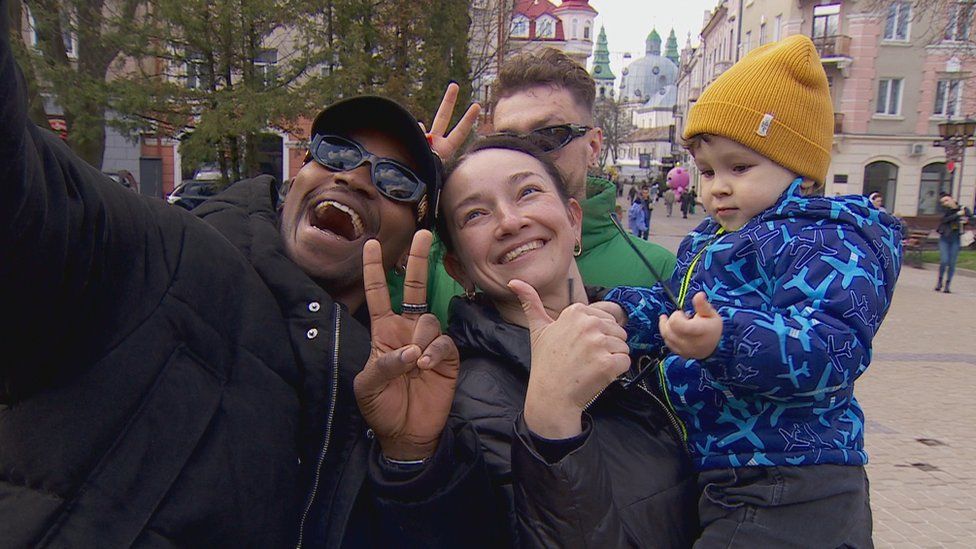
{"left": 605, "top": 180, "right": 902, "bottom": 471}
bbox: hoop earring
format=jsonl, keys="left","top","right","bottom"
{"left": 464, "top": 287, "right": 477, "bottom": 300}
{"left": 573, "top": 239, "right": 582, "bottom": 257}
{"left": 394, "top": 263, "right": 406, "bottom": 276}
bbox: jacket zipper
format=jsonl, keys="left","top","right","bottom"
{"left": 583, "top": 385, "right": 608, "bottom": 412}
{"left": 296, "top": 304, "right": 342, "bottom": 549}
{"left": 650, "top": 228, "right": 727, "bottom": 455}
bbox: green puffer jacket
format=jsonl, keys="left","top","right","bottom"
{"left": 388, "top": 177, "right": 677, "bottom": 326}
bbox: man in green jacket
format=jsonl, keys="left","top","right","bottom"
{"left": 392, "top": 48, "right": 676, "bottom": 325}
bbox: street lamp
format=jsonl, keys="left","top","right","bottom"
{"left": 937, "top": 117, "right": 976, "bottom": 200}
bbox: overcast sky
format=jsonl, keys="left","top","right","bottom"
{"left": 584, "top": 0, "right": 720, "bottom": 76}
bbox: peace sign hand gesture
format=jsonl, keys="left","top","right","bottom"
{"left": 424, "top": 83, "right": 482, "bottom": 162}
{"left": 354, "top": 230, "right": 460, "bottom": 460}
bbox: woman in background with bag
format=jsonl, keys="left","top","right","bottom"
{"left": 935, "top": 192, "right": 972, "bottom": 293}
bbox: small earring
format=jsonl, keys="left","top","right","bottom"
{"left": 573, "top": 239, "right": 582, "bottom": 257}
{"left": 464, "top": 287, "right": 477, "bottom": 300}
{"left": 394, "top": 263, "right": 406, "bottom": 276}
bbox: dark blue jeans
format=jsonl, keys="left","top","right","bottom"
{"left": 694, "top": 464, "right": 873, "bottom": 548}
{"left": 939, "top": 236, "right": 961, "bottom": 285}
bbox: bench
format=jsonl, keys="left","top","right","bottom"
{"left": 898, "top": 215, "right": 940, "bottom": 269}
{"left": 903, "top": 228, "right": 938, "bottom": 268}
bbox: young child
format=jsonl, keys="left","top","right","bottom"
{"left": 604, "top": 35, "right": 902, "bottom": 546}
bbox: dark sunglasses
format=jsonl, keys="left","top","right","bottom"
{"left": 307, "top": 134, "right": 427, "bottom": 203}
{"left": 490, "top": 123, "right": 592, "bottom": 153}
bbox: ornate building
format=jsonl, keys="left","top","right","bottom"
{"left": 615, "top": 28, "right": 681, "bottom": 180}
{"left": 591, "top": 26, "right": 616, "bottom": 99}
{"left": 508, "top": 0, "right": 598, "bottom": 67}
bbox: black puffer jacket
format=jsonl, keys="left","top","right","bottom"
{"left": 448, "top": 296, "right": 700, "bottom": 548}
{"left": 0, "top": 7, "right": 492, "bottom": 543}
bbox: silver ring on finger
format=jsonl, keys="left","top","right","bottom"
{"left": 401, "top": 302, "right": 430, "bottom": 315}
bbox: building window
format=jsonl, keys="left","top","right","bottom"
{"left": 774, "top": 15, "right": 782, "bottom": 41}
{"left": 536, "top": 16, "right": 555, "bottom": 39}
{"left": 919, "top": 163, "right": 950, "bottom": 214}
{"left": 760, "top": 23, "right": 767, "bottom": 45}
{"left": 255, "top": 49, "right": 278, "bottom": 86}
{"left": 884, "top": 1, "right": 911, "bottom": 41}
{"left": 572, "top": 18, "right": 579, "bottom": 39}
{"left": 25, "top": 6, "right": 38, "bottom": 47}
{"left": 510, "top": 16, "right": 529, "bottom": 38}
{"left": 876, "top": 78, "right": 902, "bottom": 115}
{"left": 863, "top": 161, "right": 898, "bottom": 205}
{"left": 584, "top": 24, "right": 591, "bottom": 40}
{"left": 934, "top": 79, "right": 963, "bottom": 117}
{"left": 744, "top": 31, "right": 752, "bottom": 54}
{"left": 186, "top": 52, "right": 208, "bottom": 90}
{"left": 945, "top": 1, "right": 974, "bottom": 41}
{"left": 812, "top": 3, "right": 840, "bottom": 40}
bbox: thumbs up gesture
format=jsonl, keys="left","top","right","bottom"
{"left": 508, "top": 279, "right": 631, "bottom": 439}
{"left": 659, "top": 292, "right": 723, "bottom": 360}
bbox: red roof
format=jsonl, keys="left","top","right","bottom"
{"left": 513, "top": 0, "right": 594, "bottom": 41}
{"left": 554, "top": 0, "right": 597, "bottom": 15}
{"left": 515, "top": 0, "right": 558, "bottom": 19}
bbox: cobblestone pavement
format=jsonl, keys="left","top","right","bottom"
{"left": 619, "top": 190, "right": 976, "bottom": 547}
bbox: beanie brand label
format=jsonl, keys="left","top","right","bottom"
{"left": 757, "top": 113, "right": 774, "bottom": 137}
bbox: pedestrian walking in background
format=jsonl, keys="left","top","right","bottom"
{"left": 664, "top": 188, "right": 676, "bottom": 217}
{"left": 628, "top": 195, "right": 647, "bottom": 237}
{"left": 688, "top": 188, "right": 698, "bottom": 214}
{"left": 869, "top": 192, "right": 887, "bottom": 212}
{"left": 680, "top": 189, "right": 693, "bottom": 218}
{"left": 935, "top": 191, "right": 972, "bottom": 293}
{"left": 641, "top": 185, "right": 654, "bottom": 237}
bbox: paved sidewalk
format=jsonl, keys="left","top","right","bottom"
{"left": 621, "top": 195, "right": 976, "bottom": 547}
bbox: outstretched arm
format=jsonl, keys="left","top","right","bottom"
{"left": 1, "top": 2, "right": 173, "bottom": 400}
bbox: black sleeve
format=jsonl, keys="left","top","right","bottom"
{"left": 367, "top": 420, "right": 510, "bottom": 548}
{"left": 512, "top": 413, "right": 637, "bottom": 548}
{"left": 1, "top": 1, "right": 178, "bottom": 400}
{"left": 523, "top": 422, "right": 589, "bottom": 464}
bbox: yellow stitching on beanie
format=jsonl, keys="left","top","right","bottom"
{"left": 684, "top": 35, "right": 834, "bottom": 184}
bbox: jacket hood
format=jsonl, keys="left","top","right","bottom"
{"left": 772, "top": 180, "right": 902, "bottom": 276}
{"left": 694, "top": 179, "right": 903, "bottom": 280}
{"left": 581, "top": 176, "right": 618, "bottom": 251}
{"left": 447, "top": 296, "right": 531, "bottom": 374}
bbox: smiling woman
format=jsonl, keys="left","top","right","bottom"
{"left": 431, "top": 136, "right": 699, "bottom": 547}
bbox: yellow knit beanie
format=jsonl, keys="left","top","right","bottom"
{"left": 683, "top": 34, "right": 834, "bottom": 184}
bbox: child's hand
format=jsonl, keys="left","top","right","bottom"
{"left": 659, "top": 292, "right": 722, "bottom": 360}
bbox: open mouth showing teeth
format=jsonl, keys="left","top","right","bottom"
{"left": 311, "top": 200, "right": 365, "bottom": 240}
{"left": 500, "top": 240, "right": 544, "bottom": 264}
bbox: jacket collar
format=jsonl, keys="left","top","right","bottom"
{"left": 580, "top": 176, "right": 618, "bottom": 252}
{"left": 446, "top": 296, "right": 531, "bottom": 374}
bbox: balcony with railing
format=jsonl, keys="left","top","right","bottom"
{"left": 813, "top": 35, "right": 852, "bottom": 61}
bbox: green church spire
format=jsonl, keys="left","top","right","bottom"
{"left": 591, "top": 26, "right": 615, "bottom": 81}
{"left": 665, "top": 29, "right": 679, "bottom": 66}
{"left": 646, "top": 28, "right": 661, "bottom": 55}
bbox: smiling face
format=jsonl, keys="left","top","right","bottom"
{"left": 691, "top": 135, "right": 806, "bottom": 231}
{"left": 441, "top": 148, "right": 583, "bottom": 302}
{"left": 492, "top": 85, "right": 602, "bottom": 200}
{"left": 279, "top": 128, "right": 417, "bottom": 307}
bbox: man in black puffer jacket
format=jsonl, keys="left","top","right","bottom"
{"left": 0, "top": 1, "right": 496, "bottom": 544}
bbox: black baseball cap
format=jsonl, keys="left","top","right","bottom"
{"left": 310, "top": 96, "right": 442, "bottom": 227}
